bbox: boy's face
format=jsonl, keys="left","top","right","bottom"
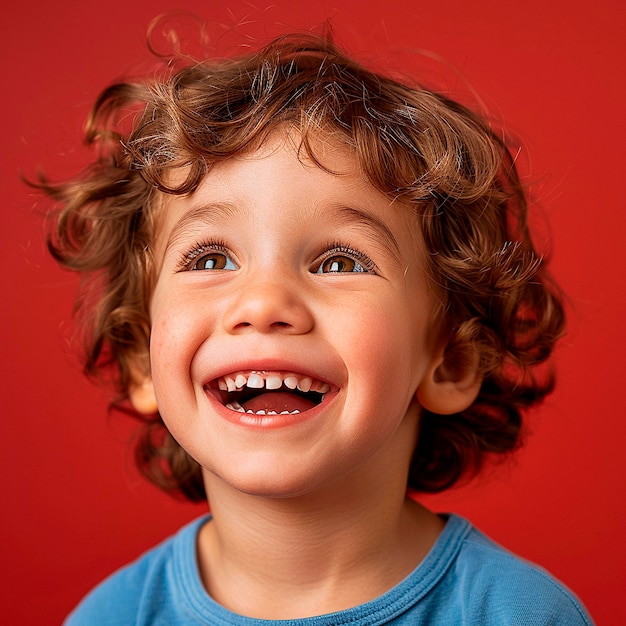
{"left": 146, "top": 132, "right": 446, "bottom": 498}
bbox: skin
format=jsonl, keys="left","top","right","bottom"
{"left": 131, "top": 132, "right": 481, "bottom": 619}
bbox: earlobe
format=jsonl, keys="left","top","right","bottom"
{"left": 129, "top": 375, "right": 158, "bottom": 414}
{"left": 416, "top": 341, "right": 482, "bottom": 415}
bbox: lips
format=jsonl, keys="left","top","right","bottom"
{"left": 206, "top": 370, "right": 333, "bottom": 416}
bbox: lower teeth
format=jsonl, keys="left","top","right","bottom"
{"left": 225, "top": 403, "right": 300, "bottom": 415}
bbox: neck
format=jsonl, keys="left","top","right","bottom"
{"left": 197, "top": 466, "right": 443, "bottom": 619}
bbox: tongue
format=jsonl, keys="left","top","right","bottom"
{"left": 241, "top": 392, "right": 317, "bottom": 413}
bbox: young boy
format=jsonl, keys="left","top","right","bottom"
{"left": 42, "top": 33, "right": 593, "bottom": 624}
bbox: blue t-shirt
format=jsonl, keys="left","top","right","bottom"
{"left": 65, "top": 514, "right": 593, "bottom": 625}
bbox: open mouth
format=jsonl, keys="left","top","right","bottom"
{"left": 206, "top": 371, "right": 332, "bottom": 416}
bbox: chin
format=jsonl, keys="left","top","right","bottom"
{"left": 202, "top": 459, "right": 339, "bottom": 501}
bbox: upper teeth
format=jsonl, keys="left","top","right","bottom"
{"left": 217, "top": 371, "right": 330, "bottom": 395}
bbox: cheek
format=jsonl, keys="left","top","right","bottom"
{"left": 149, "top": 296, "right": 205, "bottom": 410}
{"left": 150, "top": 288, "right": 211, "bottom": 358}
{"left": 336, "top": 298, "right": 429, "bottom": 403}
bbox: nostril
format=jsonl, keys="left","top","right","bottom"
{"left": 222, "top": 285, "right": 314, "bottom": 335}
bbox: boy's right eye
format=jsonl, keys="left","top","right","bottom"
{"left": 190, "top": 252, "right": 238, "bottom": 271}
{"left": 178, "top": 241, "right": 239, "bottom": 272}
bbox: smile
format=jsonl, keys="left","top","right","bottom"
{"left": 207, "top": 370, "right": 333, "bottom": 416}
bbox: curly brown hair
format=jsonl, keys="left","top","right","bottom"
{"left": 38, "top": 33, "right": 565, "bottom": 501}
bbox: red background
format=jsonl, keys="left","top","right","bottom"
{"left": 2, "top": 1, "right": 624, "bottom": 624}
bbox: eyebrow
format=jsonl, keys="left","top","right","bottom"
{"left": 164, "top": 202, "right": 241, "bottom": 255}
{"left": 164, "top": 201, "right": 404, "bottom": 263}
{"left": 326, "top": 205, "right": 403, "bottom": 263}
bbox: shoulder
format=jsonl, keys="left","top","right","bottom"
{"left": 63, "top": 516, "right": 209, "bottom": 626}
{"left": 425, "top": 515, "right": 594, "bottom": 625}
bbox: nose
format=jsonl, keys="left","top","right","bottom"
{"left": 222, "top": 277, "right": 314, "bottom": 335}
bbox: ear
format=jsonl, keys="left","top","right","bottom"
{"left": 416, "top": 339, "right": 483, "bottom": 415}
{"left": 128, "top": 357, "right": 158, "bottom": 415}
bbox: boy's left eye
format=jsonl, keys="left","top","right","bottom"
{"left": 315, "top": 255, "right": 367, "bottom": 274}
{"left": 313, "top": 246, "right": 377, "bottom": 274}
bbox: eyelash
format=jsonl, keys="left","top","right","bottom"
{"left": 176, "top": 239, "right": 234, "bottom": 271}
{"left": 176, "top": 240, "right": 378, "bottom": 274}
{"left": 316, "top": 242, "right": 379, "bottom": 274}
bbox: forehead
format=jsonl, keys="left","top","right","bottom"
{"left": 153, "top": 131, "right": 423, "bottom": 256}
